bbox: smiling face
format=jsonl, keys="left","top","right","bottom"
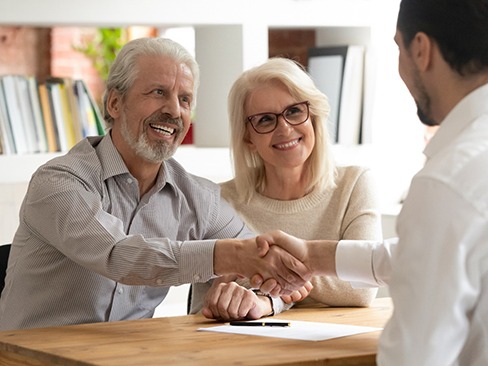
{"left": 109, "top": 54, "right": 194, "bottom": 164}
{"left": 245, "top": 80, "right": 315, "bottom": 175}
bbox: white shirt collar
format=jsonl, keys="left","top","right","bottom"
{"left": 424, "top": 82, "right": 488, "bottom": 160}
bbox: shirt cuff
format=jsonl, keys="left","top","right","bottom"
{"left": 179, "top": 239, "right": 216, "bottom": 284}
{"left": 270, "top": 296, "right": 294, "bottom": 315}
{"left": 336, "top": 240, "right": 378, "bottom": 288}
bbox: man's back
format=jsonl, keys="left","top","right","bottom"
{"left": 379, "top": 84, "right": 488, "bottom": 365}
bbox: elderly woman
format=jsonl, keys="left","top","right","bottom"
{"left": 190, "top": 57, "right": 382, "bottom": 320}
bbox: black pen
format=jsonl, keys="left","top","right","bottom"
{"left": 229, "top": 321, "right": 290, "bottom": 327}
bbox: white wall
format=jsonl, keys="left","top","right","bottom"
{"left": 193, "top": 24, "right": 268, "bottom": 147}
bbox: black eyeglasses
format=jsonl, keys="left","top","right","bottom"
{"left": 246, "top": 101, "right": 310, "bottom": 134}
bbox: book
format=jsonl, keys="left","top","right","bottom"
{"left": 0, "top": 76, "right": 29, "bottom": 154}
{"left": 27, "top": 76, "right": 48, "bottom": 153}
{"left": 74, "top": 79, "right": 99, "bottom": 138}
{"left": 308, "top": 45, "right": 365, "bottom": 145}
{"left": 57, "top": 80, "right": 77, "bottom": 149}
{"left": 0, "top": 81, "right": 16, "bottom": 154}
{"left": 38, "top": 83, "right": 59, "bottom": 152}
{"left": 15, "top": 75, "right": 42, "bottom": 153}
{"left": 45, "top": 78, "right": 69, "bottom": 151}
{"left": 79, "top": 80, "right": 105, "bottom": 136}
{"left": 63, "top": 78, "right": 84, "bottom": 143}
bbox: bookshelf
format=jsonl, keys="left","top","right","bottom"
{"left": 0, "top": 0, "right": 419, "bottom": 240}
{"left": 0, "top": 0, "right": 382, "bottom": 148}
{"left": 0, "top": 2, "right": 379, "bottom": 156}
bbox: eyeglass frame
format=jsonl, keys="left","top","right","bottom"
{"left": 246, "top": 101, "right": 311, "bottom": 134}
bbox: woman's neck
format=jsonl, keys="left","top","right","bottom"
{"left": 261, "top": 166, "right": 310, "bottom": 200}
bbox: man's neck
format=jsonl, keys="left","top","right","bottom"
{"left": 129, "top": 160, "right": 161, "bottom": 197}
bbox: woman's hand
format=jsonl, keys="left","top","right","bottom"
{"left": 280, "top": 281, "right": 313, "bottom": 304}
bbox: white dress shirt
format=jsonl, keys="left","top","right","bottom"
{"left": 336, "top": 83, "right": 488, "bottom": 365}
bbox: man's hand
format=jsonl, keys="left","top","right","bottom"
{"left": 201, "top": 277, "right": 273, "bottom": 320}
{"left": 250, "top": 230, "right": 338, "bottom": 293}
{"left": 256, "top": 230, "right": 308, "bottom": 261}
{"left": 247, "top": 230, "right": 309, "bottom": 294}
{"left": 214, "top": 236, "right": 313, "bottom": 296}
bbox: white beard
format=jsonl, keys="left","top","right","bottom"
{"left": 120, "top": 112, "right": 179, "bottom": 163}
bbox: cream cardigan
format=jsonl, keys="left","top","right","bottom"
{"left": 190, "top": 165, "right": 383, "bottom": 314}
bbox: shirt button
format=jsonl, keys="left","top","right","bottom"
{"left": 127, "top": 178, "right": 133, "bottom": 184}
{"left": 118, "top": 288, "right": 124, "bottom": 294}
{"left": 193, "top": 274, "right": 201, "bottom": 281}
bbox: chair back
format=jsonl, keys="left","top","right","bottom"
{"left": 0, "top": 244, "right": 11, "bottom": 295}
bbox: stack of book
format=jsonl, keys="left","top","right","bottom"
{"left": 0, "top": 75, "right": 105, "bottom": 155}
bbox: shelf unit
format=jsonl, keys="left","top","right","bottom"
{"left": 0, "top": 0, "right": 381, "bottom": 147}
{"left": 0, "top": 0, "right": 382, "bottom": 173}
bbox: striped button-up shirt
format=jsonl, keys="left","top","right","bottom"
{"left": 0, "top": 134, "right": 252, "bottom": 330}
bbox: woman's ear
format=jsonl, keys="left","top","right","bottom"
{"left": 106, "top": 90, "right": 121, "bottom": 119}
{"left": 246, "top": 141, "right": 257, "bottom": 153}
{"left": 244, "top": 131, "right": 257, "bottom": 152}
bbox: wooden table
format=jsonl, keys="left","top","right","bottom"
{"left": 0, "top": 297, "right": 392, "bottom": 366}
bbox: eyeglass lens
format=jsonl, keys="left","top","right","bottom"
{"left": 248, "top": 101, "right": 309, "bottom": 134}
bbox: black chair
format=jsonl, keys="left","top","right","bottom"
{"left": 0, "top": 244, "right": 11, "bottom": 295}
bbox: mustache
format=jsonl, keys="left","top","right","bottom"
{"left": 145, "top": 113, "right": 184, "bottom": 129}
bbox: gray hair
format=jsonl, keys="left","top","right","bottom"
{"left": 102, "top": 37, "right": 200, "bottom": 127}
{"left": 227, "top": 57, "right": 336, "bottom": 203}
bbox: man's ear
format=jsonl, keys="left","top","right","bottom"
{"left": 411, "top": 32, "right": 433, "bottom": 72}
{"left": 106, "top": 90, "right": 121, "bottom": 119}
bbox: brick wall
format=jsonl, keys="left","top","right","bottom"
{"left": 0, "top": 26, "right": 51, "bottom": 78}
{"left": 50, "top": 26, "right": 157, "bottom": 108}
{"left": 0, "top": 26, "right": 103, "bottom": 105}
{"left": 269, "top": 29, "right": 316, "bottom": 67}
{"left": 50, "top": 27, "right": 104, "bottom": 104}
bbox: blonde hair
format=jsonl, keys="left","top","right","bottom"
{"left": 228, "top": 57, "right": 336, "bottom": 203}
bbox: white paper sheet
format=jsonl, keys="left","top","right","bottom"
{"left": 198, "top": 319, "right": 382, "bottom": 342}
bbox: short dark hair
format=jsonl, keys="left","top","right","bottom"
{"left": 397, "top": 0, "right": 488, "bottom": 75}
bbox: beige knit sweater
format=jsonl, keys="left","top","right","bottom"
{"left": 190, "top": 165, "right": 383, "bottom": 314}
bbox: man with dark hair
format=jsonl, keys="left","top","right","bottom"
{"left": 257, "top": 0, "right": 488, "bottom": 364}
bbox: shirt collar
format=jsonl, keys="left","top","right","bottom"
{"left": 160, "top": 159, "right": 179, "bottom": 193}
{"left": 95, "top": 132, "right": 131, "bottom": 181}
{"left": 424, "top": 83, "right": 488, "bottom": 160}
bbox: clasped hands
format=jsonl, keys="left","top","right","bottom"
{"left": 207, "top": 230, "right": 316, "bottom": 320}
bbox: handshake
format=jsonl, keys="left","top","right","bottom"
{"left": 214, "top": 230, "right": 338, "bottom": 297}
